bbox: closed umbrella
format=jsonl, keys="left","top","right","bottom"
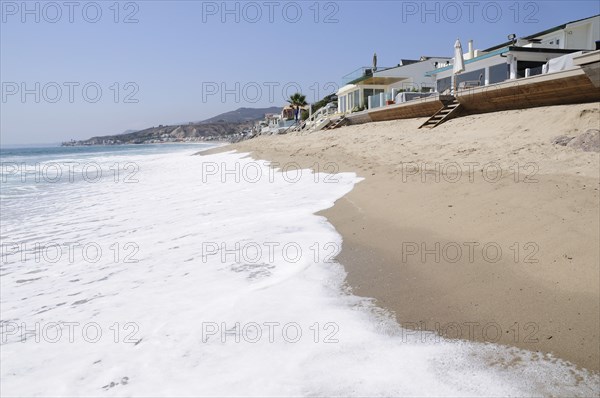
{"left": 453, "top": 39, "right": 465, "bottom": 93}
{"left": 373, "top": 52, "right": 377, "bottom": 72}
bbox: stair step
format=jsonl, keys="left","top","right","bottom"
{"left": 325, "top": 118, "right": 347, "bottom": 130}
{"left": 419, "top": 101, "right": 462, "bottom": 129}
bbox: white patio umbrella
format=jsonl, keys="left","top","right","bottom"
{"left": 453, "top": 39, "right": 465, "bottom": 74}
{"left": 453, "top": 39, "right": 465, "bottom": 93}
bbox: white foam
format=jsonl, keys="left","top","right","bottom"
{"left": 1, "top": 149, "right": 598, "bottom": 396}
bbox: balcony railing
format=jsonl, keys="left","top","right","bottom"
{"left": 368, "top": 90, "right": 436, "bottom": 109}
{"left": 341, "top": 66, "right": 395, "bottom": 85}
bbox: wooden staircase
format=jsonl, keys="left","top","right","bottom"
{"left": 325, "top": 116, "right": 348, "bottom": 130}
{"left": 282, "top": 120, "right": 305, "bottom": 134}
{"left": 419, "top": 97, "right": 461, "bottom": 129}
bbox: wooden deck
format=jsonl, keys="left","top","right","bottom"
{"left": 581, "top": 63, "right": 600, "bottom": 87}
{"left": 574, "top": 50, "right": 600, "bottom": 88}
{"left": 345, "top": 110, "right": 373, "bottom": 125}
{"left": 369, "top": 95, "right": 454, "bottom": 122}
{"left": 346, "top": 95, "right": 454, "bottom": 125}
{"left": 455, "top": 67, "right": 600, "bottom": 114}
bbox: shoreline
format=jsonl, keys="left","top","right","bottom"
{"left": 200, "top": 103, "right": 600, "bottom": 372}
{"left": 320, "top": 170, "right": 599, "bottom": 372}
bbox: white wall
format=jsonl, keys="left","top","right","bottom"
{"left": 534, "top": 16, "right": 599, "bottom": 50}
{"left": 536, "top": 31, "right": 565, "bottom": 48}
{"left": 374, "top": 57, "right": 451, "bottom": 91}
{"left": 567, "top": 24, "right": 590, "bottom": 49}
{"left": 434, "top": 54, "right": 505, "bottom": 81}
{"left": 565, "top": 16, "right": 600, "bottom": 49}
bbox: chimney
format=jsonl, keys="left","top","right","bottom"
{"left": 468, "top": 40, "right": 474, "bottom": 59}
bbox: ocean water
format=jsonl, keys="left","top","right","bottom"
{"left": 0, "top": 144, "right": 598, "bottom": 396}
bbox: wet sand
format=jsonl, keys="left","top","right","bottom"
{"left": 201, "top": 103, "right": 600, "bottom": 372}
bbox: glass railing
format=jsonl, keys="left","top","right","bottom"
{"left": 342, "top": 67, "right": 373, "bottom": 84}
{"left": 341, "top": 66, "right": 395, "bottom": 84}
{"left": 369, "top": 90, "right": 438, "bottom": 108}
{"left": 369, "top": 92, "right": 398, "bottom": 109}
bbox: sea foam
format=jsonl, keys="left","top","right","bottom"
{"left": 1, "top": 148, "right": 598, "bottom": 396}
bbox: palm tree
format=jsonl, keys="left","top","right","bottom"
{"left": 287, "top": 92, "right": 307, "bottom": 107}
{"left": 286, "top": 92, "right": 308, "bottom": 123}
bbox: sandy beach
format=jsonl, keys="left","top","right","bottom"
{"left": 203, "top": 103, "right": 600, "bottom": 372}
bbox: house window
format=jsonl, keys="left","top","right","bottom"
{"left": 488, "top": 63, "right": 508, "bottom": 84}
{"left": 361, "top": 89, "right": 384, "bottom": 108}
{"left": 456, "top": 68, "right": 485, "bottom": 87}
{"left": 517, "top": 61, "right": 546, "bottom": 78}
{"left": 436, "top": 77, "right": 452, "bottom": 93}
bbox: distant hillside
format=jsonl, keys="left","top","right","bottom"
{"left": 64, "top": 121, "right": 255, "bottom": 146}
{"left": 63, "top": 107, "right": 280, "bottom": 146}
{"left": 200, "top": 107, "right": 281, "bottom": 123}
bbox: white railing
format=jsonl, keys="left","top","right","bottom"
{"left": 299, "top": 105, "right": 338, "bottom": 132}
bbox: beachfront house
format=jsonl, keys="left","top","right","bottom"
{"left": 256, "top": 106, "right": 311, "bottom": 134}
{"left": 257, "top": 113, "right": 281, "bottom": 134}
{"left": 426, "top": 15, "right": 600, "bottom": 93}
{"left": 336, "top": 56, "right": 452, "bottom": 113}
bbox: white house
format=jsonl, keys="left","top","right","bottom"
{"left": 336, "top": 56, "right": 451, "bottom": 113}
{"left": 426, "top": 15, "right": 600, "bottom": 93}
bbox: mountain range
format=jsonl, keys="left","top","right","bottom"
{"left": 199, "top": 107, "right": 281, "bottom": 124}
{"left": 63, "top": 107, "right": 282, "bottom": 146}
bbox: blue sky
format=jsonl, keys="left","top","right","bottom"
{"left": 1, "top": 0, "right": 599, "bottom": 144}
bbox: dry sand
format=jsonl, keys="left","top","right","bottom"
{"left": 203, "top": 103, "right": 600, "bottom": 372}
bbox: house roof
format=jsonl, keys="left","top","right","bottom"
{"left": 484, "top": 14, "right": 599, "bottom": 52}
{"left": 336, "top": 84, "right": 358, "bottom": 95}
{"left": 377, "top": 56, "right": 452, "bottom": 74}
{"left": 399, "top": 59, "right": 420, "bottom": 65}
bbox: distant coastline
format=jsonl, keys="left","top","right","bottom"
{"left": 61, "top": 121, "right": 253, "bottom": 147}
{"left": 61, "top": 136, "right": 229, "bottom": 147}
{"left": 61, "top": 107, "right": 280, "bottom": 147}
